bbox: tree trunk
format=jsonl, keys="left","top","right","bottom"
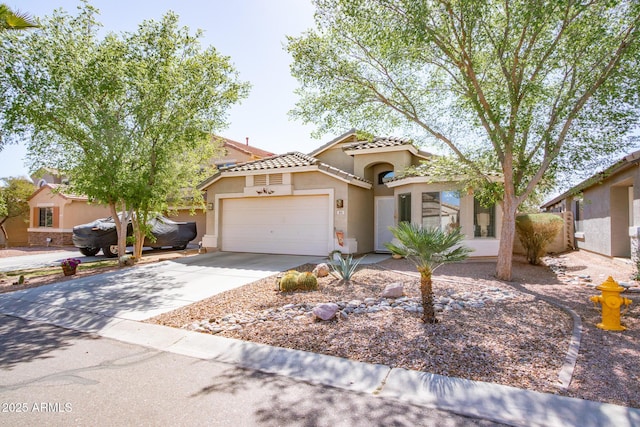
{"left": 0, "top": 223, "right": 8, "bottom": 248}
{"left": 132, "top": 212, "right": 145, "bottom": 260}
{"left": 109, "top": 203, "right": 129, "bottom": 266}
{"left": 419, "top": 268, "right": 437, "bottom": 323}
{"left": 496, "top": 194, "right": 518, "bottom": 281}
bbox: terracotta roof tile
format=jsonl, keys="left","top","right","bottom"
{"left": 344, "top": 136, "right": 413, "bottom": 151}
{"left": 222, "top": 137, "right": 275, "bottom": 158}
{"left": 218, "top": 152, "right": 371, "bottom": 185}
{"left": 221, "top": 152, "right": 317, "bottom": 172}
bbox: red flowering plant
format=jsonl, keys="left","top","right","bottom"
{"left": 60, "top": 258, "right": 81, "bottom": 269}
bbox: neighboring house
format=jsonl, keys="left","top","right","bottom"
{"left": 541, "top": 149, "right": 640, "bottom": 259}
{"left": 25, "top": 137, "right": 274, "bottom": 248}
{"left": 0, "top": 168, "right": 68, "bottom": 247}
{"left": 27, "top": 184, "right": 111, "bottom": 246}
{"left": 198, "top": 130, "right": 503, "bottom": 258}
{"left": 213, "top": 136, "right": 275, "bottom": 168}
{"left": 30, "top": 167, "right": 68, "bottom": 188}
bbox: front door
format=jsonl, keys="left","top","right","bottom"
{"left": 375, "top": 196, "right": 395, "bottom": 252}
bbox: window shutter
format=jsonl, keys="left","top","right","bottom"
{"left": 52, "top": 206, "right": 60, "bottom": 228}
{"left": 32, "top": 208, "right": 38, "bottom": 227}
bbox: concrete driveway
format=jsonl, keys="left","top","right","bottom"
{"left": 0, "top": 251, "right": 324, "bottom": 331}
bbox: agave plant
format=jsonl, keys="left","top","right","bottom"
{"left": 328, "top": 251, "right": 365, "bottom": 282}
{"left": 385, "top": 222, "right": 471, "bottom": 323}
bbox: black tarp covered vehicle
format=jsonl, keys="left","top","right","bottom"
{"left": 72, "top": 215, "right": 197, "bottom": 257}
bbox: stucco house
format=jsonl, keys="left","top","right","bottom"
{"left": 541, "top": 149, "right": 640, "bottom": 259}
{"left": 213, "top": 136, "right": 275, "bottom": 168}
{"left": 27, "top": 184, "right": 112, "bottom": 246}
{"left": 25, "top": 137, "right": 274, "bottom": 248}
{"left": 198, "top": 130, "right": 502, "bottom": 257}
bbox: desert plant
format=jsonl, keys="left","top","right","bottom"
{"left": 279, "top": 271, "right": 301, "bottom": 292}
{"left": 328, "top": 251, "right": 365, "bottom": 282}
{"left": 60, "top": 258, "right": 81, "bottom": 269}
{"left": 296, "top": 271, "right": 318, "bottom": 290}
{"left": 385, "top": 222, "right": 471, "bottom": 323}
{"left": 515, "top": 213, "right": 563, "bottom": 265}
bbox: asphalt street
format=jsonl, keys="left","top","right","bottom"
{"left": 0, "top": 315, "right": 501, "bottom": 427}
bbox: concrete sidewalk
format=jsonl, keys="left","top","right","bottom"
{"left": 0, "top": 252, "right": 638, "bottom": 427}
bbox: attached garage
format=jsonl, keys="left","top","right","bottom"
{"left": 221, "top": 195, "right": 331, "bottom": 256}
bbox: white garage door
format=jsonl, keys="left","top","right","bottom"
{"left": 221, "top": 195, "right": 330, "bottom": 256}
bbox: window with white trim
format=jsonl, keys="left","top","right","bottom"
{"left": 421, "top": 191, "right": 460, "bottom": 230}
{"left": 38, "top": 207, "right": 54, "bottom": 227}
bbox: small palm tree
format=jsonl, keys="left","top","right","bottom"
{"left": 0, "top": 4, "right": 39, "bottom": 32}
{"left": 385, "top": 222, "right": 472, "bottom": 324}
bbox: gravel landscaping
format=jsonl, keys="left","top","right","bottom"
{"left": 149, "top": 251, "right": 640, "bottom": 408}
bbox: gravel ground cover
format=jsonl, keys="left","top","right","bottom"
{"left": 3, "top": 247, "right": 637, "bottom": 407}
{"left": 149, "top": 251, "right": 640, "bottom": 407}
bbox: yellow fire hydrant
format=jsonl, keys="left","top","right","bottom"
{"left": 589, "top": 276, "right": 632, "bottom": 331}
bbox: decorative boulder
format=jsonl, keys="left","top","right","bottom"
{"left": 381, "top": 282, "right": 404, "bottom": 298}
{"left": 312, "top": 263, "right": 330, "bottom": 278}
{"left": 312, "top": 303, "right": 339, "bottom": 321}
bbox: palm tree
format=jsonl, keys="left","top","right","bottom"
{"left": 0, "top": 4, "right": 38, "bottom": 31}
{"left": 385, "top": 222, "right": 472, "bottom": 324}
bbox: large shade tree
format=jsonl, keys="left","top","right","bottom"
{"left": 0, "top": 3, "right": 249, "bottom": 262}
{"left": 287, "top": 0, "right": 640, "bottom": 280}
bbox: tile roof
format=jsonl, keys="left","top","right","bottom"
{"left": 343, "top": 136, "right": 413, "bottom": 151}
{"left": 541, "top": 148, "right": 640, "bottom": 209}
{"left": 200, "top": 152, "right": 370, "bottom": 187}
{"left": 222, "top": 137, "right": 275, "bottom": 158}
{"left": 221, "top": 152, "right": 318, "bottom": 172}
{"left": 28, "top": 183, "right": 88, "bottom": 201}
{"left": 308, "top": 128, "right": 358, "bottom": 157}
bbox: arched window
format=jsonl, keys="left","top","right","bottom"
{"left": 378, "top": 170, "right": 394, "bottom": 184}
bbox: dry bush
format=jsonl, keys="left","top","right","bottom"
{"left": 516, "top": 213, "right": 563, "bottom": 265}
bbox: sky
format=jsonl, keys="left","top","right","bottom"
{"left": 0, "top": 0, "right": 321, "bottom": 179}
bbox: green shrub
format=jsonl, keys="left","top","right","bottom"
{"left": 516, "top": 213, "right": 563, "bottom": 265}
{"left": 296, "top": 272, "right": 318, "bottom": 290}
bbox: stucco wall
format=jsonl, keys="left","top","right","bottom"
{"left": 353, "top": 150, "right": 412, "bottom": 179}
{"left": 1, "top": 215, "right": 29, "bottom": 246}
{"left": 168, "top": 209, "right": 206, "bottom": 245}
{"left": 577, "top": 166, "right": 638, "bottom": 257}
{"left": 314, "top": 143, "right": 355, "bottom": 174}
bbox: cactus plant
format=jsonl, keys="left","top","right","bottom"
{"left": 279, "top": 271, "right": 300, "bottom": 292}
{"left": 296, "top": 271, "right": 318, "bottom": 290}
